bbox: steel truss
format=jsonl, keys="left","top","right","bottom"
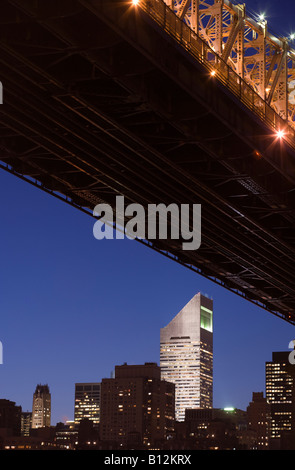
{"left": 166, "top": 0, "right": 295, "bottom": 124}
{"left": 0, "top": 0, "right": 294, "bottom": 324}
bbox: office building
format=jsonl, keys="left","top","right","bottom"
{"left": 185, "top": 407, "right": 248, "bottom": 449}
{"left": 265, "top": 351, "right": 295, "bottom": 449}
{"left": 74, "top": 383, "right": 101, "bottom": 428}
{"left": 160, "top": 292, "right": 213, "bottom": 421}
{"left": 32, "top": 384, "right": 51, "bottom": 429}
{"left": 0, "top": 399, "right": 22, "bottom": 436}
{"left": 100, "top": 362, "right": 175, "bottom": 448}
{"left": 246, "top": 392, "right": 270, "bottom": 450}
{"left": 21, "top": 412, "right": 32, "bottom": 437}
{"left": 55, "top": 421, "right": 78, "bottom": 450}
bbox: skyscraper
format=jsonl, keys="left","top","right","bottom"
{"left": 21, "top": 411, "right": 32, "bottom": 437}
{"left": 265, "top": 351, "right": 295, "bottom": 449}
{"left": 100, "top": 362, "right": 175, "bottom": 448}
{"left": 246, "top": 392, "right": 270, "bottom": 450}
{"left": 74, "top": 383, "right": 101, "bottom": 428}
{"left": 160, "top": 292, "right": 213, "bottom": 422}
{"left": 32, "top": 384, "right": 51, "bottom": 429}
{"left": 0, "top": 399, "right": 22, "bottom": 436}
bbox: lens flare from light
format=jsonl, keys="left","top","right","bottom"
{"left": 258, "top": 13, "right": 266, "bottom": 21}
{"left": 276, "top": 129, "right": 285, "bottom": 139}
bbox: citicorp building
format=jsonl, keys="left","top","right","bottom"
{"left": 160, "top": 292, "right": 213, "bottom": 422}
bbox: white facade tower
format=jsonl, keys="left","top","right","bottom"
{"left": 160, "top": 293, "right": 213, "bottom": 422}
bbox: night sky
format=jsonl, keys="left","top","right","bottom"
{"left": 0, "top": 0, "right": 295, "bottom": 426}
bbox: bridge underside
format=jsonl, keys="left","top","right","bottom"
{"left": 0, "top": 0, "right": 295, "bottom": 323}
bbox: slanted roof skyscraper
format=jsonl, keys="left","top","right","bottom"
{"left": 160, "top": 292, "right": 213, "bottom": 422}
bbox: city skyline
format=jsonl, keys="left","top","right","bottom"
{"left": 0, "top": 168, "right": 293, "bottom": 426}
{"left": 0, "top": 0, "right": 295, "bottom": 428}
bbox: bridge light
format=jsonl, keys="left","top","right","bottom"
{"left": 258, "top": 13, "right": 266, "bottom": 21}
{"left": 290, "top": 33, "right": 295, "bottom": 41}
{"left": 276, "top": 129, "right": 285, "bottom": 140}
{"left": 132, "top": 0, "right": 139, "bottom": 4}
{"left": 253, "top": 150, "right": 262, "bottom": 160}
{"left": 210, "top": 70, "right": 216, "bottom": 77}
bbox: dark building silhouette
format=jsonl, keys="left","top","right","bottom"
{"left": 21, "top": 411, "right": 32, "bottom": 437}
{"left": 76, "top": 418, "right": 99, "bottom": 448}
{"left": 100, "top": 362, "right": 175, "bottom": 448}
{"left": 54, "top": 421, "right": 78, "bottom": 450}
{"left": 0, "top": 399, "right": 22, "bottom": 438}
{"left": 184, "top": 407, "right": 249, "bottom": 450}
{"left": 247, "top": 392, "right": 270, "bottom": 450}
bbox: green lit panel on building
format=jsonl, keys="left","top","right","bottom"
{"left": 200, "top": 306, "right": 213, "bottom": 332}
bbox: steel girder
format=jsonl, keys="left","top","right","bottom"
{"left": 0, "top": 0, "right": 294, "bottom": 324}
{"left": 167, "top": 0, "right": 295, "bottom": 124}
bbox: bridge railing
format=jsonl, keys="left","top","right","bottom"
{"left": 139, "top": 0, "right": 295, "bottom": 150}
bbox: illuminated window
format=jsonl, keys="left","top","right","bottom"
{"left": 200, "top": 306, "right": 213, "bottom": 332}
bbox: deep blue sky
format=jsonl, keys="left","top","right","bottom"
{"left": 0, "top": 0, "right": 295, "bottom": 426}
